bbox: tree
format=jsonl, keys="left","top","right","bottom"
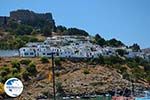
{"left": 8, "top": 19, "right": 18, "bottom": 29}
{"left": 144, "top": 64, "right": 150, "bottom": 72}
{"left": 104, "top": 56, "right": 124, "bottom": 65}
{"left": 89, "top": 55, "right": 104, "bottom": 65}
{"left": 15, "top": 25, "right": 33, "bottom": 35}
{"left": 64, "top": 28, "right": 89, "bottom": 36}
{"left": 116, "top": 49, "right": 126, "bottom": 56}
{"left": 31, "top": 30, "right": 38, "bottom": 35}
{"left": 107, "top": 38, "right": 124, "bottom": 47}
{"left": 29, "top": 37, "right": 38, "bottom": 42}
{"left": 129, "top": 43, "right": 140, "bottom": 52}
{"left": 94, "top": 34, "right": 106, "bottom": 46}
{"left": 40, "top": 57, "right": 49, "bottom": 63}
{"left": 56, "top": 25, "right": 67, "bottom": 33}
{"left": 42, "top": 26, "right": 52, "bottom": 36}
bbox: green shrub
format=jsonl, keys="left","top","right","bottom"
{"left": 145, "top": 75, "right": 150, "bottom": 82}
{"left": 0, "top": 70, "right": 8, "bottom": 77}
{"left": 143, "top": 63, "right": 150, "bottom": 72}
{"left": 20, "top": 59, "right": 31, "bottom": 65}
{"left": 40, "top": 57, "right": 49, "bottom": 63}
{"left": 3, "top": 74, "right": 18, "bottom": 82}
{"left": 12, "top": 73, "right": 21, "bottom": 78}
{"left": 120, "top": 67, "right": 127, "bottom": 73}
{"left": 90, "top": 81, "right": 104, "bottom": 86}
{"left": 56, "top": 82, "right": 64, "bottom": 96}
{"left": 122, "top": 72, "right": 130, "bottom": 80}
{"left": 113, "top": 64, "right": 121, "bottom": 69}
{"left": 127, "top": 62, "right": 138, "bottom": 68}
{"left": 0, "top": 67, "right": 10, "bottom": 77}
{"left": 22, "top": 71, "right": 30, "bottom": 81}
{"left": 12, "top": 68, "right": 18, "bottom": 74}
{"left": 104, "top": 56, "right": 124, "bottom": 65}
{"left": 29, "top": 37, "right": 38, "bottom": 42}
{"left": 26, "top": 62, "right": 37, "bottom": 75}
{"left": 0, "top": 66, "right": 10, "bottom": 72}
{"left": 0, "top": 76, "right": 4, "bottom": 83}
{"left": 55, "top": 72, "right": 60, "bottom": 77}
{"left": 55, "top": 57, "right": 61, "bottom": 66}
{"left": 83, "top": 69, "right": 90, "bottom": 75}
{"left": 11, "top": 60, "right": 21, "bottom": 71}
{"left": 89, "top": 55, "right": 104, "bottom": 65}
{"left": 116, "top": 49, "right": 126, "bottom": 56}
{"left": 132, "top": 67, "right": 145, "bottom": 80}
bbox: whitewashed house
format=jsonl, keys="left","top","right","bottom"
{"left": 58, "top": 47, "right": 74, "bottom": 58}
{"left": 37, "top": 45, "right": 60, "bottom": 57}
{"left": 19, "top": 35, "right": 131, "bottom": 58}
{"left": 19, "top": 47, "right": 38, "bottom": 57}
{"left": 102, "top": 47, "right": 116, "bottom": 56}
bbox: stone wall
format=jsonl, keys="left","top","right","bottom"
{"left": 0, "top": 16, "right": 9, "bottom": 26}
{"left": 9, "top": 9, "right": 55, "bottom": 29}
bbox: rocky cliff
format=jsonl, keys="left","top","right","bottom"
{"left": 0, "top": 16, "right": 9, "bottom": 26}
{"left": 0, "top": 9, "right": 55, "bottom": 30}
{"left": 10, "top": 9, "right": 55, "bottom": 29}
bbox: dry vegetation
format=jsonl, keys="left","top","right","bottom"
{"left": 0, "top": 57, "right": 149, "bottom": 99}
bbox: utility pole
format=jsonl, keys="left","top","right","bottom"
{"left": 51, "top": 53, "right": 56, "bottom": 100}
{"left": 131, "top": 79, "right": 134, "bottom": 97}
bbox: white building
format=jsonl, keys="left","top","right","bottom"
{"left": 19, "top": 47, "right": 38, "bottom": 57}
{"left": 19, "top": 35, "right": 140, "bottom": 59}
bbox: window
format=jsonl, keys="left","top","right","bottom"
{"left": 43, "top": 53, "right": 45, "bottom": 55}
{"left": 47, "top": 53, "right": 51, "bottom": 55}
{"left": 24, "top": 53, "right": 28, "bottom": 55}
{"left": 30, "top": 52, "right": 34, "bottom": 55}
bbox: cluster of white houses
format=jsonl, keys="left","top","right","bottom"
{"left": 19, "top": 35, "right": 150, "bottom": 60}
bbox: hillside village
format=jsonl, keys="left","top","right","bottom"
{"left": 19, "top": 35, "right": 150, "bottom": 60}
{"left": 0, "top": 9, "right": 150, "bottom": 61}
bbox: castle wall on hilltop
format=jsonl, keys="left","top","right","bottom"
{"left": 0, "top": 9, "right": 55, "bottom": 30}
{"left": 0, "top": 16, "right": 9, "bottom": 26}
{"left": 10, "top": 10, "right": 53, "bottom": 22}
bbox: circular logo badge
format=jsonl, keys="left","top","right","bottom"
{"left": 4, "top": 78, "right": 23, "bottom": 97}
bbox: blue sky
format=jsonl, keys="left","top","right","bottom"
{"left": 1, "top": 0, "right": 150, "bottom": 48}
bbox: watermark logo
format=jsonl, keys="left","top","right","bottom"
{"left": 4, "top": 78, "right": 23, "bottom": 97}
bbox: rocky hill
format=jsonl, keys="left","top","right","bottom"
{"left": 10, "top": 10, "right": 53, "bottom": 22}
{"left": 10, "top": 10, "right": 55, "bottom": 29}
{"left": 0, "top": 57, "right": 149, "bottom": 99}
{"left": 0, "top": 9, "right": 55, "bottom": 30}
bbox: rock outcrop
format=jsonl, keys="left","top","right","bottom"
{"left": 0, "top": 9, "right": 56, "bottom": 30}
{"left": 10, "top": 9, "right": 55, "bottom": 29}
